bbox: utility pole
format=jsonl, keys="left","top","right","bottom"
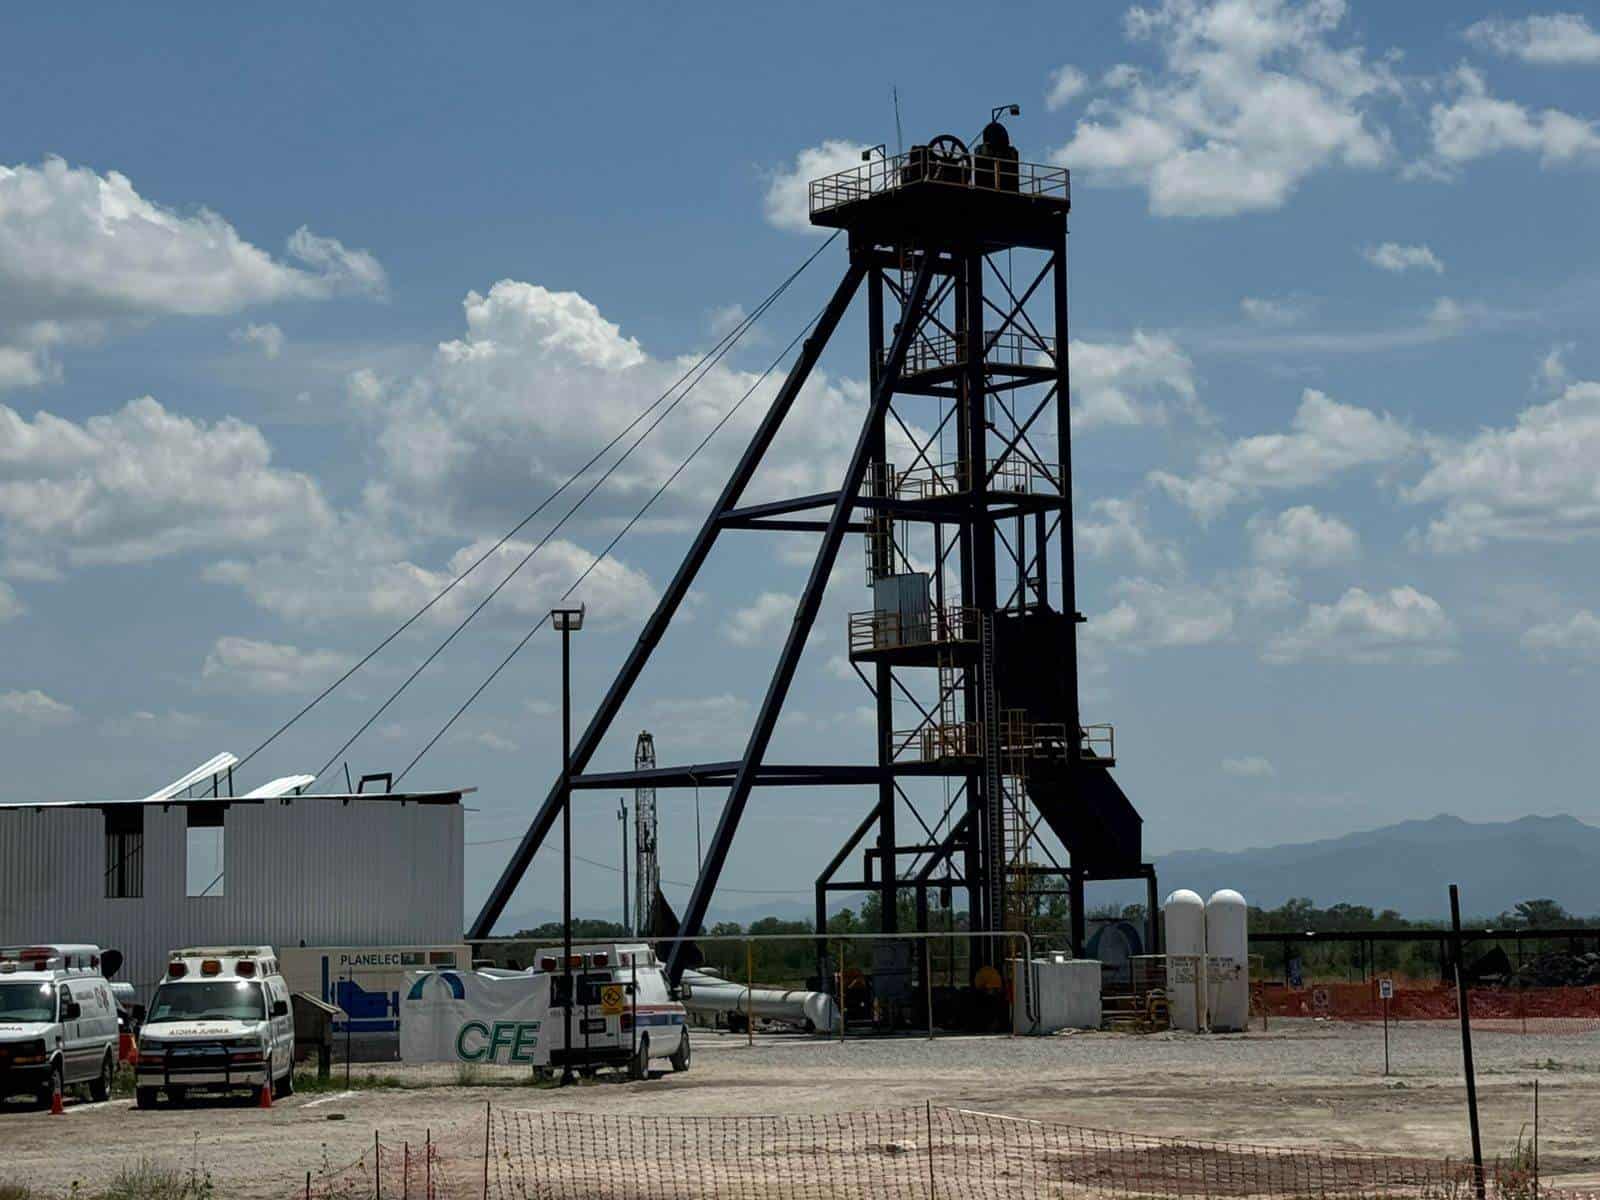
{"left": 551, "top": 605, "right": 585, "bottom": 1086}
{"left": 619, "top": 798, "right": 629, "bottom": 934}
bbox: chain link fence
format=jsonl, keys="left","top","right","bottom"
{"left": 287, "top": 1102, "right": 1597, "bottom": 1200}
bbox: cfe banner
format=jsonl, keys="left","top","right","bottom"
{"left": 400, "top": 970, "right": 552, "bottom": 1066}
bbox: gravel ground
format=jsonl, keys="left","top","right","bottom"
{"left": 4, "top": 1019, "right": 1597, "bottom": 1197}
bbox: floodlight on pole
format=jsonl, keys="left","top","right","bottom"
{"left": 551, "top": 604, "right": 585, "bottom": 1085}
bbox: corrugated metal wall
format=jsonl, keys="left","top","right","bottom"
{"left": 0, "top": 798, "right": 463, "bottom": 1003}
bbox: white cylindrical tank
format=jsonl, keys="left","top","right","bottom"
{"left": 1163, "top": 889, "right": 1206, "bottom": 1032}
{"left": 1205, "top": 889, "right": 1250, "bottom": 1032}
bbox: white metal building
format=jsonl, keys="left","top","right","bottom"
{"left": 0, "top": 756, "right": 468, "bottom": 1004}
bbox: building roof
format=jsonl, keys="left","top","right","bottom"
{"left": 0, "top": 788, "right": 474, "bottom": 812}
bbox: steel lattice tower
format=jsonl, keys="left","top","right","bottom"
{"left": 470, "top": 121, "right": 1157, "bottom": 981}
{"left": 632, "top": 730, "right": 658, "bottom": 935}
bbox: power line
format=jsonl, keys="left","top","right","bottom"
{"left": 394, "top": 293, "right": 829, "bottom": 786}
{"left": 305, "top": 233, "right": 840, "bottom": 787}
{"left": 234, "top": 234, "right": 837, "bottom": 780}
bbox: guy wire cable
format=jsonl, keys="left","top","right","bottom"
{"left": 235, "top": 231, "right": 838, "bottom": 779}
{"left": 393, "top": 294, "right": 829, "bottom": 787}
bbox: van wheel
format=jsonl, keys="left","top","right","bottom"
{"left": 628, "top": 1035, "right": 649, "bottom": 1081}
{"left": 670, "top": 1031, "right": 690, "bottom": 1073}
{"left": 90, "top": 1051, "right": 115, "bottom": 1102}
{"left": 278, "top": 1061, "right": 295, "bottom": 1098}
{"left": 136, "top": 1086, "right": 158, "bottom": 1109}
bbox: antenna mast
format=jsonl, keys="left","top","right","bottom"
{"left": 632, "top": 730, "right": 658, "bottom": 935}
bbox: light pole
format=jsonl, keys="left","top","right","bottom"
{"left": 619, "top": 797, "right": 630, "bottom": 935}
{"left": 551, "top": 604, "right": 585, "bottom": 1086}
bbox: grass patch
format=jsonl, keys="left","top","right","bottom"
{"left": 92, "top": 1159, "right": 215, "bottom": 1199}
{"left": 291, "top": 1070, "right": 407, "bottom": 1094}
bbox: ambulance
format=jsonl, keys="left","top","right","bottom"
{"left": 134, "top": 946, "right": 294, "bottom": 1108}
{"left": 533, "top": 943, "right": 690, "bottom": 1079}
{"left": 0, "top": 945, "right": 120, "bottom": 1108}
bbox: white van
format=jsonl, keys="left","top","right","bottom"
{"left": 534, "top": 943, "right": 689, "bottom": 1079}
{"left": 0, "top": 944, "right": 120, "bottom": 1108}
{"left": 134, "top": 946, "right": 294, "bottom": 1108}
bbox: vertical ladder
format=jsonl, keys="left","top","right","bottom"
{"left": 979, "top": 613, "right": 1004, "bottom": 946}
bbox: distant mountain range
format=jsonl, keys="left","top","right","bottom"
{"left": 1153, "top": 813, "right": 1600, "bottom": 920}
{"left": 490, "top": 813, "right": 1600, "bottom": 932}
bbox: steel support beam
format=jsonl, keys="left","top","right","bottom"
{"left": 665, "top": 256, "right": 937, "bottom": 981}
{"left": 468, "top": 258, "right": 868, "bottom": 939}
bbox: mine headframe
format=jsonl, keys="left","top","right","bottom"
{"left": 469, "top": 118, "right": 1153, "bottom": 983}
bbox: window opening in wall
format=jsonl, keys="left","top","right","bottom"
{"left": 104, "top": 806, "right": 144, "bottom": 899}
{"left": 186, "top": 806, "right": 226, "bottom": 897}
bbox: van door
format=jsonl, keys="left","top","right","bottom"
{"left": 56, "top": 984, "right": 84, "bottom": 1082}
{"left": 268, "top": 979, "right": 294, "bottom": 1076}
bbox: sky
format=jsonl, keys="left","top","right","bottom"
{"left": 3, "top": 1, "right": 1600, "bottom": 927}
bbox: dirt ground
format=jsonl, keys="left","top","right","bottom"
{"left": 4, "top": 1019, "right": 1597, "bottom": 1197}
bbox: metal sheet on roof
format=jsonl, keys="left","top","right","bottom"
{"left": 142, "top": 753, "right": 239, "bottom": 802}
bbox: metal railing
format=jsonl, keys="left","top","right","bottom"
{"left": 874, "top": 459, "right": 1062, "bottom": 501}
{"left": 888, "top": 328, "right": 1057, "bottom": 376}
{"left": 891, "top": 719, "right": 1114, "bottom": 765}
{"left": 848, "top": 605, "right": 980, "bottom": 655}
{"left": 809, "top": 152, "right": 1070, "bottom": 216}
{"left": 1081, "top": 723, "right": 1115, "bottom": 762}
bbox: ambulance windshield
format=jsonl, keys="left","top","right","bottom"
{"left": 148, "top": 980, "right": 265, "bottom": 1023}
{"left": 0, "top": 981, "right": 56, "bottom": 1022}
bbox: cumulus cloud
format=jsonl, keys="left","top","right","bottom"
{"left": 1408, "top": 378, "right": 1600, "bottom": 551}
{"left": 1248, "top": 505, "right": 1360, "bottom": 566}
{"left": 350, "top": 278, "right": 903, "bottom": 538}
{"left": 764, "top": 140, "right": 869, "bottom": 234}
{"left": 0, "top": 159, "right": 383, "bottom": 385}
{"left": 0, "top": 396, "right": 332, "bottom": 569}
{"left": 1045, "top": 65, "right": 1090, "bottom": 110}
{"left": 1222, "top": 755, "right": 1276, "bottom": 777}
{"left": 1522, "top": 611, "right": 1600, "bottom": 662}
{"left": 1084, "top": 577, "right": 1234, "bottom": 651}
{"left": 1072, "top": 332, "right": 1201, "bottom": 429}
{"left": 200, "top": 636, "right": 355, "bottom": 695}
{"left": 1076, "top": 497, "right": 1183, "bottom": 572}
{"left": 231, "top": 322, "right": 285, "bottom": 359}
{"left": 1464, "top": 13, "right": 1600, "bottom": 66}
{"left": 1051, "top": 0, "right": 1397, "bottom": 216}
{"left": 1362, "top": 242, "right": 1444, "bottom": 273}
{"left": 0, "top": 688, "right": 76, "bottom": 729}
{"left": 1264, "top": 585, "right": 1456, "bottom": 664}
{"left": 724, "top": 591, "right": 797, "bottom": 646}
{"left": 207, "top": 533, "right": 658, "bottom": 630}
{"left": 1428, "top": 64, "right": 1600, "bottom": 168}
{"left": 1151, "top": 389, "right": 1414, "bottom": 519}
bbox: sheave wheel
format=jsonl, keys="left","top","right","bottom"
{"left": 628, "top": 1035, "right": 649, "bottom": 1081}
{"left": 90, "top": 1050, "right": 114, "bottom": 1102}
{"left": 669, "top": 1030, "right": 690, "bottom": 1073}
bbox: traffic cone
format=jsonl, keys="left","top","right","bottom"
{"left": 258, "top": 1081, "right": 273, "bottom": 1109}
{"left": 49, "top": 1086, "right": 64, "bottom": 1116}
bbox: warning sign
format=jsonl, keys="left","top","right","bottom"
{"left": 600, "top": 984, "right": 625, "bottom": 1016}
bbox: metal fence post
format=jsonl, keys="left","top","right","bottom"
{"left": 1450, "top": 884, "right": 1486, "bottom": 1200}
{"left": 746, "top": 938, "right": 754, "bottom": 1048}
{"left": 482, "top": 1099, "right": 491, "bottom": 1200}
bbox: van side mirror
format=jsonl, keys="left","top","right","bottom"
{"left": 63, "top": 1001, "right": 82, "bottom": 1021}
{"left": 272, "top": 999, "right": 289, "bottom": 1018}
